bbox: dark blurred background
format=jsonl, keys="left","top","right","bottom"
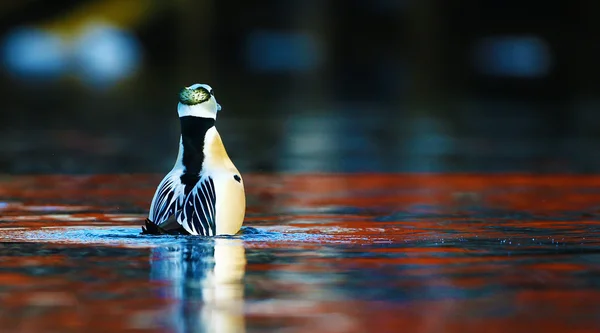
{"left": 0, "top": 0, "right": 598, "bottom": 174}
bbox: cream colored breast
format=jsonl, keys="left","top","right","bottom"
{"left": 203, "top": 127, "right": 246, "bottom": 235}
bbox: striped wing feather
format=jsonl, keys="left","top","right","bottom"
{"left": 148, "top": 171, "right": 217, "bottom": 236}
{"left": 177, "top": 176, "right": 216, "bottom": 236}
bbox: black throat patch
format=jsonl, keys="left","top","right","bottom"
{"left": 179, "top": 116, "right": 215, "bottom": 191}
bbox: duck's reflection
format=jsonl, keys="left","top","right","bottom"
{"left": 149, "top": 238, "right": 246, "bottom": 333}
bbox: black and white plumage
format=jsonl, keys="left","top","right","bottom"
{"left": 148, "top": 172, "right": 216, "bottom": 235}
{"left": 143, "top": 83, "right": 245, "bottom": 236}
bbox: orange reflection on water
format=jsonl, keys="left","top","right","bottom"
{"left": 0, "top": 174, "right": 599, "bottom": 332}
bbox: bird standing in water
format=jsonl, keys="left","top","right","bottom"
{"left": 142, "top": 84, "right": 245, "bottom": 236}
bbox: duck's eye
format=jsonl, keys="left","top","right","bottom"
{"left": 210, "top": 89, "right": 214, "bottom": 96}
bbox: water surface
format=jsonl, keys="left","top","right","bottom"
{"left": 0, "top": 174, "right": 599, "bottom": 333}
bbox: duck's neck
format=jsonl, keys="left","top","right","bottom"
{"left": 178, "top": 116, "right": 215, "bottom": 185}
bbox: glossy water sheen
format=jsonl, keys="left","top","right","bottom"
{"left": 0, "top": 174, "right": 599, "bottom": 333}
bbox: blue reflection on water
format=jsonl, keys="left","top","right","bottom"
{"left": 8, "top": 226, "right": 330, "bottom": 248}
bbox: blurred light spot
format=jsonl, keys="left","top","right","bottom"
{"left": 473, "top": 36, "right": 551, "bottom": 78}
{"left": 73, "top": 23, "right": 142, "bottom": 86}
{"left": 279, "top": 114, "right": 341, "bottom": 171}
{"left": 246, "top": 31, "right": 322, "bottom": 72}
{"left": 2, "top": 27, "right": 67, "bottom": 79}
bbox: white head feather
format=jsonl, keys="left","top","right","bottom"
{"left": 177, "top": 83, "right": 222, "bottom": 119}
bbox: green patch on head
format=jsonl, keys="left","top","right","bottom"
{"left": 179, "top": 86, "right": 210, "bottom": 105}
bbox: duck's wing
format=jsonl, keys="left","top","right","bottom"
{"left": 176, "top": 175, "right": 217, "bottom": 236}
{"left": 148, "top": 171, "right": 217, "bottom": 236}
{"left": 148, "top": 170, "right": 185, "bottom": 226}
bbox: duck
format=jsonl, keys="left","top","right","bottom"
{"left": 142, "top": 83, "right": 245, "bottom": 236}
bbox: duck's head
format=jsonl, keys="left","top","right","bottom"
{"left": 177, "top": 83, "right": 222, "bottom": 119}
